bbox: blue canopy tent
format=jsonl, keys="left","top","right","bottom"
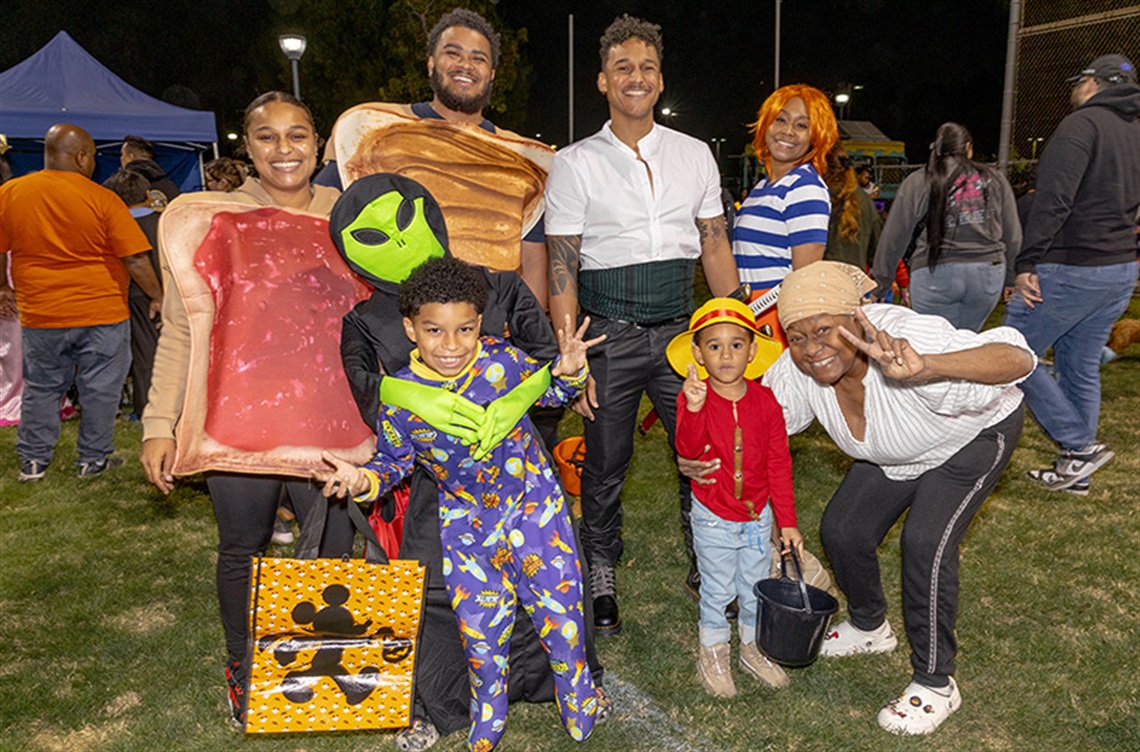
{"left": 0, "top": 31, "right": 217, "bottom": 190}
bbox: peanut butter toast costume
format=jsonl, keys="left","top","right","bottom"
{"left": 327, "top": 102, "right": 553, "bottom": 273}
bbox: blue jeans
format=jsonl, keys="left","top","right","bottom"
{"left": 1003, "top": 262, "right": 1137, "bottom": 451}
{"left": 18, "top": 321, "right": 130, "bottom": 465}
{"left": 691, "top": 497, "right": 773, "bottom": 646}
{"left": 910, "top": 260, "right": 1005, "bottom": 332}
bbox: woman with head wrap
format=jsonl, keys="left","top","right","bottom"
{"left": 871, "top": 122, "right": 1021, "bottom": 331}
{"left": 757, "top": 261, "right": 1034, "bottom": 735}
{"left": 733, "top": 84, "right": 838, "bottom": 292}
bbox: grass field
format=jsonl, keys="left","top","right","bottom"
{"left": 2, "top": 304, "right": 1138, "bottom": 752}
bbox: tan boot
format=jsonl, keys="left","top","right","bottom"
{"left": 697, "top": 642, "right": 737, "bottom": 698}
{"left": 740, "top": 641, "right": 789, "bottom": 689}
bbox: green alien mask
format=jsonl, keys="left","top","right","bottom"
{"left": 330, "top": 173, "right": 449, "bottom": 288}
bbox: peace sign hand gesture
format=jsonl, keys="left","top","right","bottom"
{"left": 839, "top": 308, "right": 929, "bottom": 382}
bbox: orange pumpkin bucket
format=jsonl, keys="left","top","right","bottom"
{"left": 552, "top": 436, "right": 586, "bottom": 497}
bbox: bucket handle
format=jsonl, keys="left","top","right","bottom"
{"left": 778, "top": 548, "right": 814, "bottom": 615}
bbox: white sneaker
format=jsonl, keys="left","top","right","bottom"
{"left": 819, "top": 620, "right": 898, "bottom": 657}
{"left": 877, "top": 677, "right": 961, "bottom": 735}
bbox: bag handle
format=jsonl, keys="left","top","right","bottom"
{"left": 294, "top": 493, "right": 390, "bottom": 565}
{"left": 778, "top": 547, "right": 814, "bottom": 615}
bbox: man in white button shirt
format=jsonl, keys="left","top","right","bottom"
{"left": 544, "top": 14, "right": 739, "bottom": 636}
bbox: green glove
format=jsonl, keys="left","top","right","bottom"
{"left": 473, "top": 364, "right": 552, "bottom": 460}
{"left": 379, "top": 376, "right": 484, "bottom": 445}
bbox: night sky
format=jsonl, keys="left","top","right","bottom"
{"left": 3, "top": 1, "right": 1014, "bottom": 171}
{"left": 506, "top": 0, "right": 1012, "bottom": 163}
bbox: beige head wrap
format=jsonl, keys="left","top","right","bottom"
{"left": 777, "top": 261, "right": 877, "bottom": 328}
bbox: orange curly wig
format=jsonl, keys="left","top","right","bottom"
{"left": 750, "top": 84, "right": 839, "bottom": 178}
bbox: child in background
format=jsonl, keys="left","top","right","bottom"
{"left": 667, "top": 298, "right": 803, "bottom": 698}
{"left": 316, "top": 256, "right": 608, "bottom": 751}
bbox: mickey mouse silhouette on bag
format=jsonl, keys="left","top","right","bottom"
{"left": 261, "top": 584, "right": 409, "bottom": 705}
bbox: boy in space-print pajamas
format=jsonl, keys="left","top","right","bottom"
{"left": 347, "top": 335, "right": 601, "bottom": 750}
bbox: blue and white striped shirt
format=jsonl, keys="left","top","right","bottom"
{"left": 733, "top": 163, "right": 830, "bottom": 290}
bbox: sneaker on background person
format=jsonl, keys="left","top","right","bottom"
{"left": 77, "top": 455, "right": 123, "bottom": 478}
{"left": 18, "top": 459, "right": 48, "bottom": 482}
{"left": 1065, "top": 477, "right": 1091, "bottom": 496}
{"left": 1026, "top": 443, "right": 1114, "bottom": 492}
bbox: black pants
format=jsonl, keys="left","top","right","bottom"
{"left": 206, "top": 474, "right": 355, "bottom": 664}
{"left": 819, "top": 408, "right": 1023, "bottom": 687}
{"left": 127, "top": 291, "right": 160, "bottom": 417}
{"left": 579, "top": 315, "right": 692, "bottom": 569}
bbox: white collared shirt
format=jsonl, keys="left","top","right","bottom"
{"left": 762, "top": 305, "right": 1034, "bottom": 481}
{"left": 544, "top": 121, "right": 723, "bottom": 271}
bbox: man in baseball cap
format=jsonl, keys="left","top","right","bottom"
{"left": 1005, "top": 51, "right": 1139, "bottom": 493}
{"left": 1066, "top": 53, "right": 1137, "bottom": 86}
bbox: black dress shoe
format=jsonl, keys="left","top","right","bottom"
{"left": 725, "top": 598, "right": 739, "bottom": 622}
{"left": 593, "top": 594, "right": 622, "bottom": 636}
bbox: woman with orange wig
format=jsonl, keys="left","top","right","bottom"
{"left": 733, "top": 84, "right": 839, "bottom": 290}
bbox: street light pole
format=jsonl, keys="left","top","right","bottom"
{"left": 278, "top": 34, "right": 307, "bottom": 100}
{"left": 774, "top": 0, "right": 781, "bottom": 91}
{"left": 568, "top": 15, "right": 574, "bottom": 144}
{"left": 998, "top": 0, "right": 1021, "bottom": 174}
{"left": 834, "top": 92, "right": 850, "bottom": 121}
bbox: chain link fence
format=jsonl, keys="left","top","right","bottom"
{"left": 870, "top": 2, "right": 1138, "bottom": 199}
{"left": 1012, "top": 1, "right": 1140, "bottom": 175}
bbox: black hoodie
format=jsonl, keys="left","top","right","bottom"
{"left": 124, "top": 158, "right": 181, "bottom": 203}
{"left": 1016, "top": 82, "right": 1140, "bottom": 273}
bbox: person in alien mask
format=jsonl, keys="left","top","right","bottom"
{"left": 328, "top": 173, "right": 605, "bottom": 749}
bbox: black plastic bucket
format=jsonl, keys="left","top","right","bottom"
{"left": 753, "top": 549, "right": 839, "bottom": 667}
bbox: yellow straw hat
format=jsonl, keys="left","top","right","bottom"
{"left": 667, "top": 297, "right": 784, "bottom": 381}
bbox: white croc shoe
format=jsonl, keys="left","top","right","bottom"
{"left": 819, "top": 619, "right": 898, "bottom": 657}
{"left": 878, "top": 677, "right": 961, "bottom": 735}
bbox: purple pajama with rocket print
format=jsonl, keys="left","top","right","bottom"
{"left": 361, "top": 337, "right": 599, "bottom": 751}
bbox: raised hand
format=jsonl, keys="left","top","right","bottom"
{"left": 551, "top": 315, "right": 606, "bottom": 377}
{"left": 682, "top": 363, "right": 708, "bottom": 412}
{"left": 839, "top": 308, "right": 928, "bottom": 382}
{"left": 379, "top": 376, "right": 484, "bottom": 444}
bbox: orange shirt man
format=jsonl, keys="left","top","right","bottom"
{"left": 0, "top": 124, "right": 161, "bottom": 480}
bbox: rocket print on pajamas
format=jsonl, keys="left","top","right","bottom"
{"left": 361, "top": 337, "right": 600, "bottom": 751}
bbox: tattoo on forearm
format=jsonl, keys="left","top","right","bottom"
{"left": 548, "top": 235, "right": 581, "bottom": 297}
{"left": 696, "top": 215, "right": 727, "bottom": 246}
